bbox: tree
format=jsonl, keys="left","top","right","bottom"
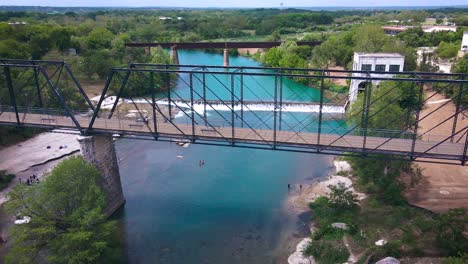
{"left": 5, "top": 157, "right": 116, "bottom": 264}
{"left": 86, "top": 27, "right": 114, "bottom": 50}
{"left": 436, "top": 41, "right": 460, "bottom": 59}
{"left": 436, "top": 208, "right": 468, "bottom": 256}
{"left": 353, "top": 25, "right": 391, "bottom": 53}
{"left": 50, "top": 27, "right": 73, "bottom": 52}
{"left": 328, "top": 182, "right": 358, "bottom": 210}
{"left": 0, "top": 39, "right": 30, "bottom": 59}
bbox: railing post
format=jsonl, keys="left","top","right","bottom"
{"left": 108, "top": 71, "right": 130, "bottom": 119}
{"left": 411, "top": 81, "right": 425, "bottom": 159}
{"left": 273, "top": 75, "right": 278, "bottom": 148}
{"left": 88, "top": 71, "right": 114, "bottom": 132}
{"left": 279, "top": 73, "right": 283, "bottom": 131}
{"left": 463, "top": 131, "right": 468, "bottom": 165}
{"left": 405, "top": 80, "right": 415, "bottom": 129}
{"left": 231, "top": 73, "right": 235, "bottom": 144}
{"left": 317, "top": 71, "right": 325, "bottom": 150}
{"left": 4, "top": 66, "right": 20, "bottom": 124}
{"left": 33, "top": 67, "right": 43, "bottom": 108}
{"left": 240, "top": 68, "right": 244, "bottom": 128}
{"left": 361, "top": 77, "right": 372, "bottom": 151}
{"left": 190, "top": 73, "right": 196, "bottom": 142}
{"left": 203, "top": 71, "right": 207, "bottom": 126}
{"left": 167, "top": 66, "right": 172, "bottom": 121}
{"left": 150, "top": 71, "right": 158, "bottom": 138}
{"left": 451, "top": 77, "right": 464, "bottom": 142}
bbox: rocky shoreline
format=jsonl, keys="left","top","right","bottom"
{"left": 286, "top": 159, "right": 364, "bottom": 264}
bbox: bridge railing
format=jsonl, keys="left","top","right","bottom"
{"left": 1, "top": 60, "right": 467, "bottom": 163}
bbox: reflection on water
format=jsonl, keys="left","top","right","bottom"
{"left": 113, "top": 50, "right": 337, "bottom": 263}
{"left": 115, "top": 140, "right": 332, "bottom": 263}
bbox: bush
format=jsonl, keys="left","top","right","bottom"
{"left": 369, "top": 241, "right": 403, "bottom": 262}
{"left": 304, "top": 239, "right": 350, "bottom": 264}
{"left": 309, "top": 196, "right": 358, "bottom": 226}
{"left": 328, "top": 182, "right": 358, "bottom": 210}
{"left": 313, "top": 225, "right": 346, "bottom": 241}
{"left": 443, "top": 252, "right": 468, "bottom": 264}
{"left": 0, "top": 170, "right": 15, "bottom": 191}
{"left": 435, "top": 208, "right": 468, "bottom": 256}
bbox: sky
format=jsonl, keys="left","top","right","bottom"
{"left": 0, "top": 0, "right": 467, "bottom": 8}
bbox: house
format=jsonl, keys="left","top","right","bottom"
{"left": 462, "top": 31, "right": 468, "bottom": 53}
{"left": 349, "top": 52, "right": 405, "bottom": 102}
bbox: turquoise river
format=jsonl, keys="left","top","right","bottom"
{"left": 113, "top": 50, "right": 342, "bottom": 263}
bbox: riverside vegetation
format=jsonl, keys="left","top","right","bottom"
{"left": 4, "top": 157, "right": 121, "bottom": 263}
{"left": 0, "top": 6, "right": 467, "bottom": 263}
{"left": 303, "top": 79, "right": 468, "bottom": 264}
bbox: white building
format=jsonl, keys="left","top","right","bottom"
{"left": 462, "top": 31, "right": 468, "bottom": 53}
{"left": 349, "top": 52, "right": 405, "bottom": 102}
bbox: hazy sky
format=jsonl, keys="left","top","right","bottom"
{"left": 1, "top": 0, "right": 467, "bottom": 8}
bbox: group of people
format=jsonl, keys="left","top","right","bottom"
{"left": 20, "top": 174, "right": 40, "bottom": 186}
{"left": 288, "top": 183, "right": 302, "bottom": 190}
{"left": 199, "top": 160, "right": 206, "bottom": 167}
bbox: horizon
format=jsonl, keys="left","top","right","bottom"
{"left": 1, "top": 0, "right": 467, "bottom": 8}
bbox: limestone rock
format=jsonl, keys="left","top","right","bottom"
{"left": 375, "top": 239, "right": 387, "bottom": 246}
{"left": 376, "top": 257, "right": 400, "bottom": 264}
{"left": 287, "top": 238, "right": 315, "bottom": 264}
{"left": 334, "top": 160, "right": 352, "bottom": 173}
{"left": 331, "top": 222, "right": 348, "bottom": 230}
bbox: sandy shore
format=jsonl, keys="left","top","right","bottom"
{"left": 405, "top": 90, "right": 468, "bottom": 213}
{"left": 0, "top": 132, "right": 81, "bottom": 204}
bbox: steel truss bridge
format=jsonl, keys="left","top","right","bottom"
{"left": 0, "top": 59, "right": 467, "bottom": 165}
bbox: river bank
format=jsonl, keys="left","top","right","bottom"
{"left": 285, "top": 158, "right": 366, "bottom": 264}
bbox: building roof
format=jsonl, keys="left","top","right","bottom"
{"left": 355, "top": 52, "right": 405, "bottom": 58}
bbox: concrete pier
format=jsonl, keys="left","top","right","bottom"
{"left": 170, "top": 46, "right": 179, "bottom": 64}
{"left": 77, "top": 135, "right": 125, "bottom": 217}
{"left": 223, "top": 48, "right": 229, "bottom": 66}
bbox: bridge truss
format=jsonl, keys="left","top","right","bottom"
{"left": 0, "top": 59, "right": 467, "bottom": 165}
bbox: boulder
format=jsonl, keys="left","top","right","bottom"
{"left": 287, "top": 238, "right": 316, "bottom": 264}
{"left": 376, "top": 257, "right": 400, "bottom": 264}
{"left": 331, "top": 222, "right": 348, "bottom": 230}
{"left": 375, "top": 239, "right": 387, "bottom": 246}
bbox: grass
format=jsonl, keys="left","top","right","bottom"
{"left": 0, "top": 170, "right": 15, "bottom": 191}
{"left": 304, "top": 239, "right": 350, "bottom": 264}
{"left": 308, "top": 190, "right": 452, "bottom": 263}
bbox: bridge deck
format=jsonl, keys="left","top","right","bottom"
{"left": 0, "top": 111, "right": 464, "bottom": 161}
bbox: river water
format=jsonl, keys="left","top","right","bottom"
{"left": 113, "top": 50, "right": 340, "bottom": 263}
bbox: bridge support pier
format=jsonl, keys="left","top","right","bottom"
{"left": 223, "top": 48, "right": 229, "bottom": 66}
{"left": 77, "top": 135, "right": 125, "bottom": 217}
{"left": 170, "top": 46, "right": 179, "bottom": 65}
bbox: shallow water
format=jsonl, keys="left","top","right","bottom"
{"left": 113, "top": 50, "right": 339, "bottom": 263}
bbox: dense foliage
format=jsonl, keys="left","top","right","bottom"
{"left": 5, "top": 157, "right": 118, "bottom": 264}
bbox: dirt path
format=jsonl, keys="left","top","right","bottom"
{"left": 328, "top": 66, "right": 348, "bottom": 86}
{"left": 405, "top": 89, "right": 468, "bottom": 213}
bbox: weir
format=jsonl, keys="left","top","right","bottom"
{"left": 126, "top": 99, "right": 346, "bottom": 114}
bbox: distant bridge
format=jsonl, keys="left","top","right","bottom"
{"left": 124, "top": 41, "right": 322, "bottom": 49}
{"left": 125, "top": 41, "right": 322, "bottom": 66}
{"left": 0, "top": 60, "right": 467, "bottom": 165}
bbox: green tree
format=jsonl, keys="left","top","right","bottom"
{"left": 436, "top": 208, "right": 468, "bottom": 256}
{"left": 50, "top": 27, "right": 73, "bottom": 52}
{"left": 86, "top": 27, "right": 114, "bottom": 50}
{"left": 436, "top": 41, "right": 460, "bottom": 59}
{"left": 353, "top": 25, "right": 391, "bottom": 53}
{"left": 0, "top": 39, "right": 30, "bottom": 59}
{"left": 328, "top": 182, "right": 358, "bottom": 210}
{"left": 5, "top": 157, "right": 116, "bottom": 264}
